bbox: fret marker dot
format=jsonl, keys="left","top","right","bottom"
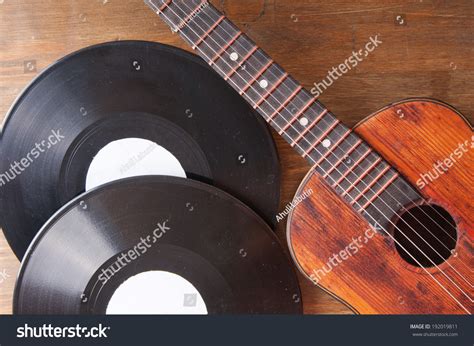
{"left": 230, "top": 52, "right": 239, "bottom": 61}
{"left": 299, "top": 117, "right": 309, "bottom": 126}
{"left": 322, "top": 139, "right": 331, "bottom": 148}
{"left": 259, "top": 79, "right": 269, "bottom": 89}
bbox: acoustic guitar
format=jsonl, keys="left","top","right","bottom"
{"left": 146, "top": 0, "right": 473, "bottom": 314}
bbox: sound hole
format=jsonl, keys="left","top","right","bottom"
{"left": 394, "top": 204, "right": 457, "bottom": 268}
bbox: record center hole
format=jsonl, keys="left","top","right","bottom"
{"left": 393, "top": 204, "right": 457, "bottom": 268}
{"left": 85, "top": 138, "right": 186, "bottom": 190}
{"left": 106, "top": 271, "right": 208, "bottom": 315}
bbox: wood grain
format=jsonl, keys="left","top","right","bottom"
{"left": 288, "top": 99, "right": 473, "bottom": 313}
{"left": 0, "top": 0, "right": 472, "bottom": 315}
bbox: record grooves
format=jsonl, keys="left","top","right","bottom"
{"left": 14, "top": 176, "right": 302, "bottom": 315}
{"left": 0, "top": 41, "right": 281, "bottom": 259}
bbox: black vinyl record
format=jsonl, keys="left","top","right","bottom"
{"left": 0, "top": 41, "right": 280, "bottom": 259}
{"left": 14, "top": 176, "right": 302, "bottom": 315}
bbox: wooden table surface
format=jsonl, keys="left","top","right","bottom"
{"left": 0, "top": 0, "right": 472, "bottom": 315}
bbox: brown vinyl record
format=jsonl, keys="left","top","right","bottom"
{"left": 0, "top": 41, "right": 280, "bottom": 259}
{"left": 14, "top": 176, "right": 302, "bottom": 315}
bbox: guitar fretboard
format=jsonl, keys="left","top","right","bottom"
{"left": 145, "top": 0, "right": 421, "bottom": 231}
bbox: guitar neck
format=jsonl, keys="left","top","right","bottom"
{"left": 145, "top": 0, "right": 421, "bottom": 231}
{"left": 146, "top": 0, "right": 343, "bottom": 162}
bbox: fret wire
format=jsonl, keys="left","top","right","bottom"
{"left": 241, "top": 65, "right": 285, "bottom": 106}
{"left": 267, "top": 85, "right": 303, "bottom": 122}
{"left": 315, "top": 129, "right": 352, "bottom": 166}
{"left": 257, "top": 75, "right": 297, "bottom": 115}
{"left": 278, "top": 116, "right": 298, "bottom": 135}
{"left": 293, "top": 114, "right": 337, "bottom": 154}
{"left": 303, "top": 120, "right": 343, "bottom": 160}
{"left": 210, "top": 31, "right": 242, "bottom": 63}
{"left": 224, "top": 45, "right": 258, "bottom": 80}
{"left": 318, "top": 134, "right": 361, "bottom": 188}
{"left": 333, "top": 148, "right": 371, "bottom": 186}
{"left": 212, "top": 34, "right": 254, "bottom": 77}
{"left": 351, "top": 164, "right": 390, "bottom": 204}
{"left": 290, "top": 109, "right": 328, "bottom": 146}
{"left": 159, "top": 0, "right": 172, "bottom": 12}
{"left": 278, "top": 113, "right": 299, "bottom": 135}
{"left": 303, "top": 120, "right": 341, "bottom": 158}
{"left": 351, "top": 165, "right": 391, "bottom": 204}
{"left": 342, "top": 157, "right": 383, "bottom": 197}
{"left": 295, "top": 97, "right": 318, "bottom": 119}
{"left": 254, "top": 72, "right": 288, "bottom": 108}
{"left": 205, "top": 30, "right": 322, "bottom": 143}
{"left": 149, "top": 0, "right": 171, "bottom": 12}
{"left": 358, "top": 173, "right": 400, "bottom": 211}
{"left": 176, "top": 1, "right": 205, "bottom": 29}
{"left": 193, "top": 15, "right": 225, "bottom": 48}
{"left": 234, "top": 54, "right": 274, "bottom": 96}
{"left": 337, "top": 150, "right": 379, "bottom": 194}
{"left": 323, "top": 139, "right": 362, "bottom": 177}
{"left": 278, "top": 96, "right": 317, "bottom": 134}
{"left": 311, "top": 132, "right": 356, "bottom": 173}
{"left": 240, "top": 59, "right": 274, "bottom": 95}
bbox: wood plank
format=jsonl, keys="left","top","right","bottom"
{"left": 0, "top": 0, "right": 472, "bottom": 315}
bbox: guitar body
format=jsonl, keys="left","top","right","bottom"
{"left": 288, "top": 99, "right": 473, "bottom": 314}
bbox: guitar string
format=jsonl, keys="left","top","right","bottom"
{"left": 169, "top": 0, "right": 472, "bottom": 278}
{"left": 162, "top": 0, "right": 473, "bottom": 299}
{"left": 168, "top": 0, "right": 473, "bottom": 283}
{"left": 153, "top": 0, "right": 471, "bottom": 311}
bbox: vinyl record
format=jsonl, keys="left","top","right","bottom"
{"left": 14, "top": 176, "right": 301, "bottom": 314}
{"left": 0, "top": 41, "right": 280, "bottom": 259}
